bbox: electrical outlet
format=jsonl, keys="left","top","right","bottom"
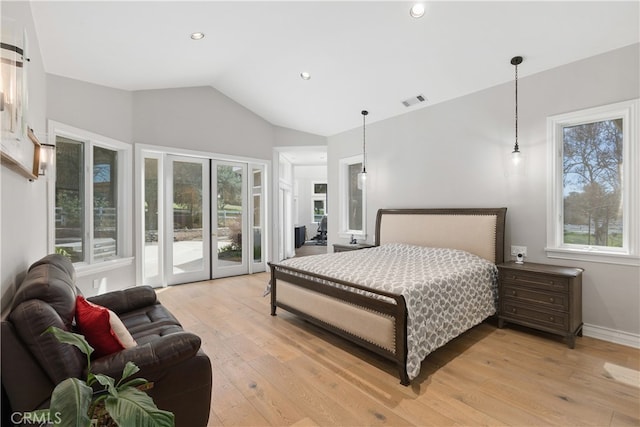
{"left": 510, "top": 245, "right": 527, "bottom": 257}
{"left": 93, "top": 277, "right": 107, "bottom": 290}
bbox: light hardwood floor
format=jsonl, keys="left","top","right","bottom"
{"left": 157, "top": 272, "right": 640, "bottom": 427}
{"left": 294, "top": 243, "right": 328, "bottom": 257}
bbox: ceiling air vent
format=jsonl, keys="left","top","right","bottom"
{"left": 402, "top": 94, "right": 426, "bottom": 108}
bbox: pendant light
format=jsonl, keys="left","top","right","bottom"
{"left": 511, "top": 56, "right": 523, "bottom": 165}
{"left": 357, "top": 110, "right": 368, "bottom": 189}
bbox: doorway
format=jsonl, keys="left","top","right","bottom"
{"left": 273, "top": 146, "right": 328, "bottom": 261}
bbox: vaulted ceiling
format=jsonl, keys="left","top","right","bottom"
{"left": 30, "top": 1, "right": 640, "bottom": 136}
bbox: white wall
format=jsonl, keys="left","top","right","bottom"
{"left": 133, "top": 86, "right": 275, "bottom": 159}
{"left": 1, "top": 1, "right": 48, "bottom": 311}
{"left": 275, "top": 125, "right": 326, "bottom": 147}
{"left": 327, "top": 43, "right": 640, "bottom": 341}
{"left": 47, "top": 75, "right": 133, "bottom": 143}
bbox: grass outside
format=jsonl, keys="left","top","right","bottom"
{"left": 564, "top": 231, "right": 623, "bottom": 247}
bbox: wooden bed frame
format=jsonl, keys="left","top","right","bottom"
{"left": 269, "top": 207, "right": 506, "bottom": 385}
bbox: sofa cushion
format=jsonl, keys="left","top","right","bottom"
{"left": 75, "top": 296, "right": 137, "bottom": 358}
{"left": 1, "top": 321, "right": 55, "bottom": 413}
{"left": 132, "top": 324, "right": 185, "bottom": 344}
{"left": 87, "top": 286, "right": 158, "bottom": 315}
{"left": 118, "top": 303, "right": 182, "bottom": 335}
{"left": 9, "top": 300, "right": 85, "bottom": 384}
{"left": 11, "top": 257, "right": 77, "bottom": 329}
{"left": 28, "top": 254, "right": 76, "bottom": 283}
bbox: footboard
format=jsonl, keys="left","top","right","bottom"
{"left": 269, "top": 263, "right": 410, "bottom": 385}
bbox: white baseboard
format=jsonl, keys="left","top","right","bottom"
{"left": 583, "top": 323, "right": 640, "bottom": 349}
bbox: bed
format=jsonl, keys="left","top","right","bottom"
{"left": 268, "top": 207, "right": 507, "bottom": 385}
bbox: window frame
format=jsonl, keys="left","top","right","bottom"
{"left": 311, "top": 181, "right": 327, "bottom": 224}
{"left": 47, "top": 120, "right": 133, "bottom": 275}
{"left": 312, "top": 182, "right": 327, "bottom": 196}
{"left": 311, "top": 197, "right": 326, "bottom": 224}
{"left": 338, "top": 155, "right": 366, "bottom": 239}
{"left": 545, "top": 99, "right": 639, "bottom": 266}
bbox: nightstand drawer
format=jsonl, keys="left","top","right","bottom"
{"left": 502, "top": 303, "right": 569, "bottom": 330}
{"left": 501, "top": 286, "right": 568, "bottom": 311}
{"left": 500, "top": 270, "right": 569, "bottom": 292}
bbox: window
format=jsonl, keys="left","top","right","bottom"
{"left": 50, "top": 121, "right": 132, "bottom": 269}
{"left": 338, "top": 155, "right": 366, "bottom": 237}
{"left": 546, "top": 99, "right": 639, "bottom": 265}
{"left": 313, "top": 183, "right": 327, "bottom": 194}
{"left": 311, "top": 182, "right": 327, "bottom": 223}
{"left": 251, "top": 165, "right": 264, "bottom": 264}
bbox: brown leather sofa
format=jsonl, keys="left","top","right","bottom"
{"left": 1, "top": 254, "right": 212, "bottom": 426}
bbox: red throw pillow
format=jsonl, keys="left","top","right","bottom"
{"left": 75, "top": 296, "right": 136, "bottom": 358}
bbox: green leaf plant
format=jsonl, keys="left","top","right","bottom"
{"left": 30, "top": 326, "right": 174, "bottom": 427}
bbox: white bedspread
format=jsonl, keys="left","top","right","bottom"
{"left": 277, "top": 243, "right": 498, "bottom": 380}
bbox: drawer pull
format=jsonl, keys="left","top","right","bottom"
{"left": 549, "top": 297, "right": 554, "bottom": 303}
{"left": 549, "top": 316, "right": 555, "bottom": 322}
{"left": 512, "top": 308, "right": 517, "bottom": 314}
{"left": 512, "top": 290, "right": 517, "bottom": 296}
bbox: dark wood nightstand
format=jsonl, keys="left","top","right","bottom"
{"left": 497, "top": 261, "right": 583, "bottom": 348}
{"left": 333, "top": 243, "right": 375, "bottom": 253}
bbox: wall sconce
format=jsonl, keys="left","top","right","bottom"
{"left": 38, "top": 143, "right": 56, "bottom": 176}
{"left": 511, "top": 56, "right": 523, "bottom": 165}
{"left": 357, "top": 110, "right": 368, "bottom": 190}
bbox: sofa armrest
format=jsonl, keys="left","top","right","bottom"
{"left": 88, "top": 332, "right": 201, "bottom": 379}
{"left": 87, "top": 286, "right": 157, "bottom": 314}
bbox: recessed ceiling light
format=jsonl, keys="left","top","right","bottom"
{"left": 190, "top": 32, "right": 205, "bottom": 40}
{"left": 300, "top": 72, "right": 311, "bottom": 80}
{"left": 410, "top": 3, "right": 425, "bottom": 18}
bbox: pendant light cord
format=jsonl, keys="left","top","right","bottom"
{"left": 514, "top": 61, "right": 519, "bottom": 152}
{"left": 510, "top": 56, "right": 523, "bottom": 154}
{"left": 362, "top": 110, "right": 368, "bottom": 173}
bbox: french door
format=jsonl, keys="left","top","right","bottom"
{"left": 139, "top": 150, "right": 265, "bottom": 286}
{"left": 212, "top": 160, "right": 248, "bottom": 278}
{"left": 165, "top": 155, "right": 211, "bottom": 285}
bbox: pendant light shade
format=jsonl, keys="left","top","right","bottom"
{"left": 511, "top": 56, "right": 523, "bottom": 165}
{"left": 357, "top": 110, "right": 368, "bottom": 190}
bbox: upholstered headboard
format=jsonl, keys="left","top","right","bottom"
{"left": 375, "top": 208, "right": 507, "bottom": 264}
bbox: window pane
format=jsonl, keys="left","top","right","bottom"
{"left": 144, "top": 158, "right": 159, "bottom": 279}
{"left": 562, "top": 119, "right": 623, "bottom": 248}
{"left": 217, "top": 164, "right": 243, "bottom": 265}
{"left": 93, "top": 146, "right": 118, "bottom": 260}
{"left": 173, "top": 161, "right": 204, "bottom": 273}
{"left": 313, "top": 199, "right": 325, "bottom": 223}
{"left": 314, "top": 183, "right": 327, "bottom": 194}
{"left": 253, "top": 168, "right": 262, "bottom": 263}
{"left": 348, "top": 163, "right": 363, "bottom": 231}
{"left": 55, "top": 137, "right": 84, "bottom": 263}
